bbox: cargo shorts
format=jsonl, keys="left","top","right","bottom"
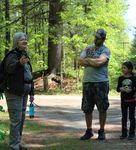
{"left": 81, "top": 82, "right": 109, "bottom": 113}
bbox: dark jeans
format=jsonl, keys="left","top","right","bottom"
{"left": 121, "top": 102, "right": 135, "bottom": 135}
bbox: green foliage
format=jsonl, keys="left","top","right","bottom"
{"left": 61, "top": 0, "right": 130, "bottom": 91}
{"left": 0, "top": 130, "right": 6, "bottom": 141}
{"left": 0, "top": 0, "right": 132, "bottom": 92}
{"left": 130, "top": 33, "right": 136, "bottom": 62}
{"left": 0, "top": 112, "right": 9, "bottom": 141}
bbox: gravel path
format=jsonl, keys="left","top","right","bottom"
{"left": 32, "top": 95, "right": 136, "bottom": 150}
{"left": 1, "top": 95, "right": 136, "bottom": 150}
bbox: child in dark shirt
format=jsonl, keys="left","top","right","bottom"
{"left": 117, "top": 61, "right": 136, "bottom": 140}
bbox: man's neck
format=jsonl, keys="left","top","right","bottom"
{"left": 95, "top": 44, "right": 103, "bottom": 48}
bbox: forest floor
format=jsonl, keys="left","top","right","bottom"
{"left": 1, "top": 95, "right": 136, "bottom": 150}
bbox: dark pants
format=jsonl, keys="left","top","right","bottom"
{"left": 121, "top": 102, "right": 135, "bottom": 135}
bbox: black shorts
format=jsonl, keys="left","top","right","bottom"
{"left": 81, "top": 82, "right": 109, "bottom": 113}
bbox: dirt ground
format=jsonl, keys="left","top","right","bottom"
{"left": 1, "top": 95, "right": 136, "bottom": 150}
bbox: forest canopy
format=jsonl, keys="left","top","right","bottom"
{"left": 0, "top": 0, "right": 133, "bottom": 92}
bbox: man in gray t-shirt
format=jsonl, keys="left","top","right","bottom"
{"left": 77, "top": 29, "right": 110, "bottom": 140}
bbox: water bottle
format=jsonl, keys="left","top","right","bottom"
{"left": 29, "top": 102, "right": 34, "bottom": 118}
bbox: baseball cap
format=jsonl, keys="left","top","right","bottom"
{"left": 95, "top": 28, "right": 106, "bottom": 39}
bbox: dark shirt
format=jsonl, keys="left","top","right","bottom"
{"left": 117, "top": 76, "right": 136, "bottom": 102}
{"left": 4, "top": 49, "right": 34, "bottom": 96}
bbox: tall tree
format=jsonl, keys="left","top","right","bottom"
{"left": 22, "top": 0, "right": 27, "bottom": 33}
{"left": 46, "top": 0, "right": 63, "bottom": 75}
{"left": 5, "top": 0, "right": 10, "bottom": 54}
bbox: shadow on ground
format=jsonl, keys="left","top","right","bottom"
{"left": 22, "top": 101, "right": 136, "bottom": 150}
{"left": 1, "top": 97, "right": 136, "bottom": 150}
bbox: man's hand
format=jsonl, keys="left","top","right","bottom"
{"left": 77, "top": 58, "right": 84, "bottom": 65}
{"left": 77, "top": 58, "right": 89, "bottom": 67}
{"left": 78, "top": 54, "right": 108, "bottom": 68}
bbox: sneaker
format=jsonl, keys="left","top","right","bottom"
{"left": 98, "top": 129, "right": 105, "bottom": 140}
{"left": 128, "top": 134, "right": 135, "bottom": 140}
{"left": 80, "top": 129, "right": 93, "bottom": 140}
{"left": 120, "top": 134, "right": 127, "bottom": 139}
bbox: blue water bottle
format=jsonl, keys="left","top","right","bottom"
{"left": 29, "top": 102, "right": 34, "bottom": 118}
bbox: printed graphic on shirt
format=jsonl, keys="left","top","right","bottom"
{"left": 122, "top": 79, "right": 132, "bottom": 91}
{"left": 87, "top": 47, "right": 102, "bottom": 58}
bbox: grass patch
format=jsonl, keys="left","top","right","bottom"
{"left": 0, "top": 112, "right": 9, "bottom": 128}
{"left": 0, "top": 142, "right": 9, "bottom": 150}
{"left": 0, "top": 112, "right": 9, "bottom": 149}
{"left": 0, "top": 112, "right": 9, "bottom": 138}
{"left": 0, "top": 112, "right": 93, "bottom": 150}
{"left": 45, "top": 134, "right": 92, "bottom": 150}
{"left": 24, "top": 118, "right": 46, "bottom": 133}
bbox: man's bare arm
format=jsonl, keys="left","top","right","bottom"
{"left": 85, "top": 54, "right": 108, "bottom": 67}
{"left": 77, "top": 54, "right": 108, "bottom": 67}
{"left": 77, "top": 58, "right": 90, "bottom": 67}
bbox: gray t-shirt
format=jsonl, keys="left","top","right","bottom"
{"left": 80, "top": 45, "right": 110, "bottom": 82}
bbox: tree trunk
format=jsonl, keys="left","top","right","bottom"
{"left": 22, "top": 0, "right": 27, "bottom": 33}
{"left": 5, "top": 0, "right": 10, "bottom": 55}
{"left": 46, "top": 0, "right": 63, "bottom": 75}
